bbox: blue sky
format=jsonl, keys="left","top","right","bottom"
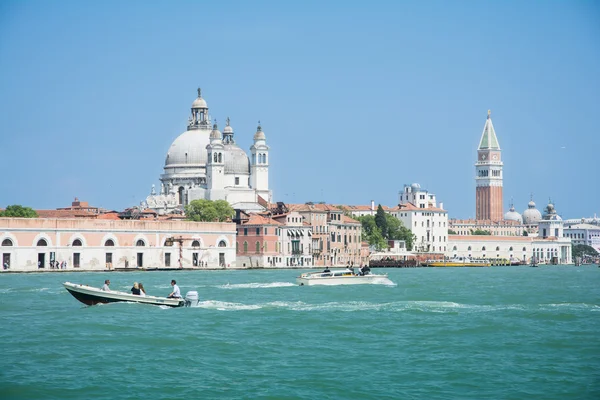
{"left": 0, "top": 0, "right": 598, "bottom": 219}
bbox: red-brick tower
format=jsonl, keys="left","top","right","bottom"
{"left": 475, "top": 110, "right": 503, "bottom": 221}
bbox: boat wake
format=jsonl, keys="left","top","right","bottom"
{"left": 217, "top": 282, "right": 296, "bottom": 290}
{"left": 185, "top": 300, "right": 600, "bottom": 313}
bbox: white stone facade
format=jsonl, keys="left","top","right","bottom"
{"left": 144, "top": 89, "right": 271, "bottom": 214}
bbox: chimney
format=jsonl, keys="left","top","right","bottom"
{"left": 439, "top": 202, "right": 444, "bottom": 210}
{"left": 371, "top": 200, "right": 375, "bottom": 211}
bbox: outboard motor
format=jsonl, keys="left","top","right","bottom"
{"left": 184, "top": 291, "right": 199, "bottom": 307}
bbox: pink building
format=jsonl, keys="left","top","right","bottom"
{"left": 0, "top": 217, "right": 236, "bottom": 271}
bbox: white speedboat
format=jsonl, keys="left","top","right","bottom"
{"left": 63, "top": 282, "right": 199, "bottom": 307}
{"left": 296, "top": 269, "right": 389, "bottom": 286}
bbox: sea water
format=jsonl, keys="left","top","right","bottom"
{"left": 0, "top": 266, "right": 598, "bottom": 399}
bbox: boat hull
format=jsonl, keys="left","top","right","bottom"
{"left": 63, "top": 282, "right": 184, "bottom": 307}
{"left": 296, "top": 274, "right": 388, "bottom": 286}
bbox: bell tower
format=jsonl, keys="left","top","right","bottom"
{"left": 475, "top": 110, "right": 503, "bottom": 221}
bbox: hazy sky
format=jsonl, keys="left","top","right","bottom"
{"left": 1, "top": 0, "right": 598, "bottom": 219}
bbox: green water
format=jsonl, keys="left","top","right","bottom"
{"left": 0, "top": 266, "right": 599, "bottom": 399}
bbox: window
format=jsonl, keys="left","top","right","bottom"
{"left": 1, "top": 239, "right": 13, "bottom": 246}
{"left": 256, "top": 241, "right": 260, "bottom": 253}
{"left": 218, "top": 240, "right": 226, "bottom": 247}
{"left": 468, "top": 246, "right": 472, "bottom": 251}
{"left": 244, "top": 228, "right": 248, "bottom": 236}
{"left": 73, "top": 239, "right": 83, "bottom": 246}
{"left": 192, "top": 240, "right": 200, "bottom": 248}
{"left": 165, "top": 253, "right": 171, "bottom": 267}
{"left": 482, "top": 246, "right": 486, "bottom": 251}
{"left": 256, "top": 228, "right": 260, "bottom": 235}
{"left": 105, "top": 239, "right": 115, "bottom": 246}
{"left": 235, "top": 177, "right": 239, "bottom": 185}
{"left": 496, "top": 246, "right": 500, "bottom": 251}
{"left": 264, "top": 242, "right": 268, "bottom": 252}
{"left": 243, "top": 241, "right": 248, "bottom": 252}
{"left": 264, "top": 227, "right": 268, "bottom": 235}
{"left": 37, "top": 239, "right": 48, "bottom": 246}
{"left": 136, "top": 240, "right": 145, "bottom": 247}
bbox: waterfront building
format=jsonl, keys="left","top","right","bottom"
{"left": 448, "top": 218, "right": 523, "bottom": 236}
{"left": 0, "top": 217, "right": 236, "bottom": 272}
{"left": 389, "top": 183, "right": 448, "bottom": 253}
{"left": 475, "top": 110, "right": 503, "bottom": 222}
{"left": 563, "top": 223, "right": 600, "bottom": 253}
{"left": 144, "top": 89, "right": 271, "bottom": 215}
{"left": 285, "top": 203, "right": 363, "bottom": 267}
{"left": 235, "top": 211, "right": 313, "bottom": 268}
{"left": 448, "top": 201, "right": 572, "bottom": 263}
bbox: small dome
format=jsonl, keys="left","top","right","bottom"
{"left": 254, "top": 124, "right": 266, "bottom": 140}
{"left": 192, "top": 97, "right": 208, "bottom": 109}
{"left": 223, "top": 144, "right": 250, "bottom": 174}
{"left": 523, "top": 199, "right": 542, "bottom": 224}
{"left": 223, "top": 125, "right": 233, "bottom": 134}
{"left": 543, "top": 201, "right": 562, "bottom": 221}
{"left": 210, "top": 123, "right": 222, "bottom": 140}
{"left": 504, "top": 205, "right": 522, "bottom": 223}
{"left": 411, "top": 183, "right": 421, "bottom": 191}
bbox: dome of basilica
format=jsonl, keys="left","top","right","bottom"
{"left": 504, "top": 204, "right": 522, "bottom": 223}
{"left": 223, "top": 144, "right": 250, "bottom": 174}
{"left": 164, "top": 129, "right": 211, "bottom": 167}
{"left": 522, "top": 199, "right": 542, "bottom": 224}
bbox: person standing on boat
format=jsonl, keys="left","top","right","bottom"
{"left": 101, "top": 280, "right": 111, "bottom": 291}
{"left": 168, "top": 280, "right": 181, "bottom": 298}
{"left": 131, "top": 282, "right": 141, "bottom": 295}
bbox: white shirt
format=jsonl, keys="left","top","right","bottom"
{"left": 139, "top": 290, "right": 146, "bottom": 297}
{"left": 172, "top": 284, "right": 181, "bottom": 298}
{"left": 101, "top": 284, "right": 110, "bottom": 291}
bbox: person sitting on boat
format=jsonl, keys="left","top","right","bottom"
{"left": 101, "top": 279, "right": 111, "bottom": 291}
{"left": 131, "top": 282, "right": 141, "bottom": 295}
{"left": 323, "top": 267, "right": 331, "bottom": 273}
{"left": 359, "top": 265, "right": 371, "bottom": 276}
{"left": 138, "top": 282, "right": 146, "bottom": 297}
{"left": 168, "top": 279, "right": 181, "bottom": 298}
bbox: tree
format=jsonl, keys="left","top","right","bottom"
{"left": 522, "top": 230, "right": 529, "bottom": 237}
{"left": 356, "top": 215, "right": 387, "bottom": 250}
{"left": 374, "top": 204, "right": 388, "bottom": 239}
{"left": 572, "top": 244, "right": 598, "bottom": 259}
{"left": 0, "top": 205, "right": 38, "bottom": 218}
{"left": 185, "top": 199, "right": 234, "bottom": 222}
{"left": 385, "top": 214, "right": 415, "bottom": 250}
{"left": 448, "top": 229, "right": 457, "bottom": 234}
{"left": 471, "top": 229, "right": 492, "bottom": 235}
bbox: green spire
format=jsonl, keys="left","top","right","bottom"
{"left": 478, "top": 110, "right": 500, "bottom": 150}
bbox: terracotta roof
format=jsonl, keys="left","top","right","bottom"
{"left": 394, "top": 202, "right": 446, "bottom": 212}
{"left": 242, "top": 213, "right": 281, "bottom": 226}
{"left": 338, "top": 204, "right": 391, "bottom": 211}
{"left": 449, "top": 219, "right": 522, "bottom": 226}
{"left": 96, "top": 212, "right": 121, "bottom": 220}
{"left": 342, "top": 215, "right": 360, "bottom": 224}
{"left": 35, "top": 209, "right": 98, "bottom": 219}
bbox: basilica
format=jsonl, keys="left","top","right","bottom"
{"left": 144, "top": 89, "right": 272, "bottom": 214}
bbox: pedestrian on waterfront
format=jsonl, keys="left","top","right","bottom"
{"left": 3, "top": 262, "right": 8, "bottom": 270}
{"left": 131, "top": 282, "right": 141, "bottom": 295}
{"left": 138, "top": 282, "right": 146, "bottom": 297}
{"left": 168, "top": 279, "right": 181, "bottom": 298}
{"left": 101, "top": 280, "right": 111, "bottom": 291}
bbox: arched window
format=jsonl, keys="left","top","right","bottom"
{"left": 522, "top": 247, "right": 526, "bottom": 252}
{"left": 467, "top": 246, "right": 472, "bottom": 251}
{"left": 218, "top": 153, "right": 222, "bottom": 163}
{"left": 264, "top": 242, "right": 268, "bottom": 252}
{"left": 482, "top": 246, "right": 486, "bottom": 251}
{"left": 509, "top": 246, "right": 513, "bottom": 251}
{"left": 496, "top": 246, "right": 500, "bottom": 251}
{"left": 2, "top": 238, "right": 13, "bottom": 246}
{"left": 37, "top": 239, "right": 48, "bottom": 246}
{"left": 243, "top": 241, "right": 248, "bottom": 253}
{"left": 105, "top": 239, "right": 115, "bottom": 246}
{"left": 192, "top": 240, "right": 200, "bottom": 248}
{"left": 213, "top": 153, "right": 217, "bottom": 162}
{"left": 236, "top": 242, "right": 239, "bottom": 253}
{"left": 136, "top": 240, "right": 145, "bottom": 247}
{"left": 72, "top": 239, "right": 82, "bottom": 246}
{"left": 218, "top": 240, "right": 226, "bottom": 247}
{"left": 452, "top": 246, "right": 457, "bottom": 251}
{"left": 255, "top": 241, "right": 260, "bottom": 253}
